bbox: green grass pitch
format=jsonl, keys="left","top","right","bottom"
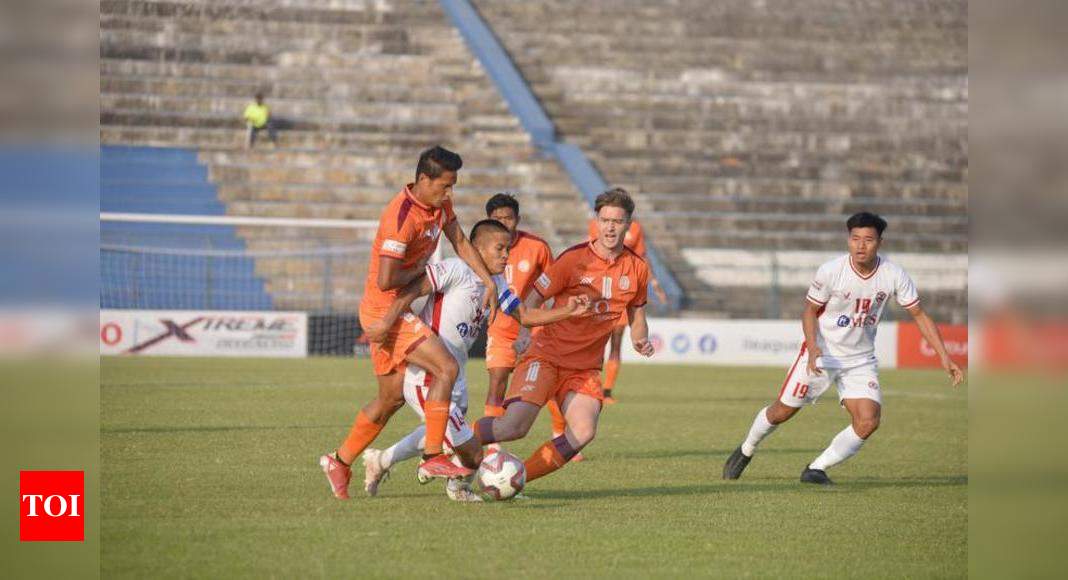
{"left": 101, "top": 357, "right": 966, "bottom": 578}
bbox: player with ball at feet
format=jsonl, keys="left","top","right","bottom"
{"left": 472, "top": 188, "right": 655, "bottom": 486}
{"left": 360, "top": 219, "right": 591, "bottom": 502}
{"left": 723, "top": 212, "right": 964, "bottom": 485}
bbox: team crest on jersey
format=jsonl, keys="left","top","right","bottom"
{"left": 619, "top": 276, "right": 630, "bottom": 291}
{"left": 580, "top": 276, "right": 594, "bottom": 286}
{"left": 518, "top": 260, "right": 531, "bottom": 273}
{"left": 836, "top": 315, "right": 851, "bottom": 327}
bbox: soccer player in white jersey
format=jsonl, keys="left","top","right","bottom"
{"left": 723, "top": 212, "right": 965, "bottom": 485}
{"left": 359, "top": 219, "right": 590, "bottom": 501}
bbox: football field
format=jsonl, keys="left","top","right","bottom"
{"left": 101, "top": 357, "right": 966, "bottom": 578}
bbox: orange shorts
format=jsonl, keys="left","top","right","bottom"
{"left": 485, "top": 334, "right": 518, "bottom": 370}
{"left": 504, "top": 356, "right": 604, "bottom": 408}
{"left": 361, "top": 310, "right": 433, "bottom": 376}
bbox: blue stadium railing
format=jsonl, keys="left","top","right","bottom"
{"left": 439, "top": 0, "right": 683, "bottom": 311}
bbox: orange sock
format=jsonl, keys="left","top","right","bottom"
{"left": 524, "top": 440, "right": 568, "bottom": 482}
{"left": 604, "top": 359, "right": 621, "bottom": 390}
{"left": 424, "top": 400, "right": 450, "bottom": 455}
{"left": 484, "top": 404, "right": 505, "bottom": 417}
{"left": 338, "top": 410, "right": 383, "bottom": 465}
{"left": 547, "top": 399, "right": 567, "bottom": 437}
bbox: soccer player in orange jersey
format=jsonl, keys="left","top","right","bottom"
{"left": 585, "top": 217, "right": 667, "bottom": 403}
{"left": 481, "top": 193, "right": 583, "bottom": 461}
{"left": 319, "top": 146, "right": 499, "bottom": 499}
{"left": 473, "top": 188, "right": 655, "bottom": 484}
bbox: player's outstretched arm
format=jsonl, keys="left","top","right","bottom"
{"left": 443, "top": 220, "right": 498, "bottom": 322}
{"left": 905, "top": 304, "right": 965, "bottom": 386}
{"left": 802, "top": 299, "right": 824, "bottom": 375}
{"left": 377, "top": 255, "right": 429, "bottom": 292}
{"left": 363, "top": 273, "right": 433, "bottom": 343}
{"left": 513, "top": 295, "right": 591, "bottom": 327}
{"left": 629, "top": 305, "right": 655, "bottom": 357}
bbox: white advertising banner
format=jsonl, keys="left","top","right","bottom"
{"left": 100, "top": 310, "right": 307, "bottom": 358}
{"left": 616, "top": 318, "right": 898, "bottom": 368}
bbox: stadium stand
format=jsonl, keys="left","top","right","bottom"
{"left": 101, "top": 145, "right": 272, "bottom": 309}
{"left": 100, "top": 0, "right": 588, "bottom": 312}
{"left": 472, "top": 0, "right": 968, "bottom": 322}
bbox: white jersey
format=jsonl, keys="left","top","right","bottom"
{"left": 805, "top": 254, "right": 919, "bottom": 369}
{"left": 404, "top": 258, "right": 520, "bottom": 405}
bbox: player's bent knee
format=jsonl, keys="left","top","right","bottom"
{"left": 439, "top": 356, "right": 459, "bottom": 382}
{"left": 853, "top": 417, "right": 880, "bottom": 439}
{"left": 766, "top": 402, "right": 798, "bottom": 425}
{"left": 567, "top": 422, "right": 597, "bottom": 446}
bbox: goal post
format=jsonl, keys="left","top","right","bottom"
{"left": 100, "top": 212, "right": 396, "bottom": 355}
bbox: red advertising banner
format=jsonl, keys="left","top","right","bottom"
{"left": 897, "top": 323, "right": 968, "bottom": 369}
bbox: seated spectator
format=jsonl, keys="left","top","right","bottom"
{"left": 243, "top": 92, "right": 278, "bottom": 149}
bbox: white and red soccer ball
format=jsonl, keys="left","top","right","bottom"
{"left": 476, "top": 449, "right": 526, "bottom": 500}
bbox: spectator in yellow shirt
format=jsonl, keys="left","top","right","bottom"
{"left": 243, "top": 92, "right": 278, "bottom": 149}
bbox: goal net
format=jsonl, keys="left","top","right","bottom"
{"left": 100, "top": 213, "right": 398, "bottom": 355}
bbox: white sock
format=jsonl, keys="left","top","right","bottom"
{"left": 381, "top": 427, "right": 425, "bottom": 469}
{"left": 741, "top": 406, "right": 778, "bottom": 457}
{"left": 809, "top": 425, "right": 865, "bottom": 471}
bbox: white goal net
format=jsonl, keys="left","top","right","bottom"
{"left": 100, "top": 213, "right": 393, "bottom": 355}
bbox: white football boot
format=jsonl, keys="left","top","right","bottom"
{"left": 361, "top": 448, "right": 391, "bottom": 497}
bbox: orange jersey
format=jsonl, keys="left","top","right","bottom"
{"left": 527, "top": 241, "right": 649, "bottom": 370}
{"left": 587, "top": 218, "right": 647, "bottom": 257}
{"left": 361, "top": 185, "right": 456, "bottom": 319}
{"left": 487, "top": 230, "right": 553, "bottom": 341}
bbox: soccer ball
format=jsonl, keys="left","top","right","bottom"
{"left": 476, "top": 449, "right": 526, "bottom": 500}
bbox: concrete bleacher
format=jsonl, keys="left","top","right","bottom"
{"left": 101, "top": 145, "right": 272, "bottom": 310}
{"left": 100, "top": 0, "right": 588, "bottom": 312}
{"left": 474, "top": 0, "right": 968, "bottom": 322}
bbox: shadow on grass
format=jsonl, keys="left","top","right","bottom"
{"left": 607, "top": 448, "right": 821, "bottom": 460}
{"left": 102, "top": 424, "right": 336, "bottom": 434}
{"left": 533, "top": 476, "right": 967, "bottom": 500}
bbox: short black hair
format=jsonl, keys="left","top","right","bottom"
{"left": 846, "top": 212, "right": 888, "bottom": 237}
{"left": 415, "top": 146, "right": 463, "bottom": 181}
{"left": 485, "top": 192, "right": 520, "bottom": 217}
{"left": 595, "top": 187, "right": 635, "bottom": 219}
{"left": 470, "top": 219, "right": 510, "bottom": 243}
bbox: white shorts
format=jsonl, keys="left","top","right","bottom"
{"left": 778, "top": 350, "right": 882, "bottom": 408}
{"left": 402, "top": 379, "right": 474, "bottom": 447}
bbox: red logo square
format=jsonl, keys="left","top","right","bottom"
{"left": 19, "top": 471, "right": 84, "bottom": 542}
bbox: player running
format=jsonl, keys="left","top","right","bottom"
{"left": 480, "top": 193, "right": 582, "bottom": 461}
{"left": 722, "top": 212, "right": 965, "bottom": 485}
{"left": 319, "top": 146, "right": 500, "bottom": 500}
{"left": 472, "top": 188, "right": 655, "bottom": 485}
{"left": 360, "top": 219, "right": 590, "bottom": 501}
{"left": 585, "top": 216, "right": 667, "bottom": 404}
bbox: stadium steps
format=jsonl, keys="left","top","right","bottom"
{"left": 100, "top": 0, "right": 590, "bottom": 312}
{"left": 101, "top": 145, "right": 272, "bottom": 310}
{"left": 473, "top": 0, "right": 967, "bottom": 320}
